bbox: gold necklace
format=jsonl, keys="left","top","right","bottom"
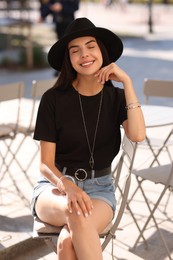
{"left": 78, "top": 90, "right": 103, "bottom": 169}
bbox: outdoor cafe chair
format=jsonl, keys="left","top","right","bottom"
{"left": 125, "top": 79, "right": 173, "bottom": 258}
{"left": 141, "top": 78, "right": 173, "bottom": 167}
{"left": 128, "top": 162, "right": 173, "bottom": 260}
{"left": 0, "top": 81, "right": 25, "bottom": 201}
{"left": 33, "top": 134, "right": 137, "bottom": 259}
{"left": 137, "top": 78, "right": 173, "bottom": 215}
{"left": 13, "top": 78, "right": 56, "bottom": 186}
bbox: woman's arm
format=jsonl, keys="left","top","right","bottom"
{"left": 95, "top": 63, "right": 146, "bottom": 142}
{"left": 39, "top": 140, "right": 62, "bottom": 185}
{"left": 39, "top": 140, "right": 94, "bottom": 216}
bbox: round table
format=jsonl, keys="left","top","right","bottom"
{"left": 142, "top": 105, "right": 173, "bottom": 128}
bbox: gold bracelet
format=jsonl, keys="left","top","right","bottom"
{"left": 126, "top": 105, "right": 141, "bottom": 110}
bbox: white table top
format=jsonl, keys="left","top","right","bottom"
{"left": 142, "top": 105, "right": 173, "bottom": 128}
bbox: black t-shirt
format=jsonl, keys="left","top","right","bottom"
{"left": 34, "top": 83, "right": 127, "bottom": 170}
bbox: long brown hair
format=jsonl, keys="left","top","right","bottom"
{"left": 53, "top": 38, "right": 113, "bottom": 90}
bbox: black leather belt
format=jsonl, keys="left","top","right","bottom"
{"left": 57, "top": 165, "right": 111, "bottom": 181}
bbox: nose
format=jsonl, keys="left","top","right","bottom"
{"left": 81, "top": 48, "right": 89, "bottom": 58}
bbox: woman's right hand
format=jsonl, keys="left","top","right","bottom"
{"left": 61, "top": 178, "right": 94, "bottom": 217}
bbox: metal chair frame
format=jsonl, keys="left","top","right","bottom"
{"left": 128, "top": 163, "right": 173, "bottom": 260}
{"left": 0, "top": 82, "right": 26, "bottom": 202}
{"left": 142, "top": 78, "right": 173, "bottom": 167}
{"left": 7, "top": 78, "right": 57, "bottom": 187}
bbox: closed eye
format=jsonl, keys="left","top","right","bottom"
{"left": 70, "top": 48, "right": 79, "bottom": 54}
{"left": 72, "top": 49, "right": 79, "bottom": 53}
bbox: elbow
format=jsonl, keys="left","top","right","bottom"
{"left": 134, "top": 133, "right": 146, "bottom": 143}
{"left": 127, "top": 130, "right": 146, "bottom": 143}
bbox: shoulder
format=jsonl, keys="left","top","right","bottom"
{"left": 41, "top": 86, "right": 75, "bottom": 104}
{"left": 104, "top": 82, "right": 125, "bottom": 98}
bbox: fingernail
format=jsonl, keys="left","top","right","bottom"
{"left": 77, "top": 211, "right": 80, "bottom": 216}
{"left": 85, "top": 213, "right": 88, "bottom": 217}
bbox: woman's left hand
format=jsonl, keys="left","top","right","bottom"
{"left": 95, "top": 62, "right": 131, "bottom": 85}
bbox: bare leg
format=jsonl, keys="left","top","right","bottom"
{"left": 68, "top": 199, "right": 113, "bottom": 260}
{"left": 35, "top": 188, "right": 113, "bottom": 260}
{"left": 57, "top": 225, "right": 77, "bottom": 260}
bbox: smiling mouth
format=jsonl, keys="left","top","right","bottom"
{"left": 81, "top": 61, "right": 94, "bottom": 67}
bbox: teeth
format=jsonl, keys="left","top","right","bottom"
{"left": 81, "top": 61, "right": 93, "bottom": 66}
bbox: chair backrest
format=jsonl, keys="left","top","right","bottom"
{"left": 26, "top": 78, "right": 56, "bottom": 132}
{"left": 0, "top": 82, "right": 24, "bottom": 102}
{"left": 31, "top": 78, "right": 56, "bottom": 99}
{"left": 0, "top": 82, "right": 25, "bottom": 131}
{"left": 143, "top": 78, "right": 173, "bottom": 103}
{"left": 114, "top": 134, "right": 137, "bottom": 187}
{"left": 102, "top": 134, "right": 137, "bottom": 250}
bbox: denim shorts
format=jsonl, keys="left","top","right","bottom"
{"left": 31, "top": 173, "right": 116, "bottom": 217}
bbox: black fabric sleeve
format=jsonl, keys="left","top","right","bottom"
{"left": 33, "top": 90, "right": 57, "bottom": 143}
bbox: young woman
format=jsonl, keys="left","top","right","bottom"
{"left": 31, "top": 17, "right": 145, "bottom": 260}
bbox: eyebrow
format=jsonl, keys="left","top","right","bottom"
{"left": 68, "top": 39, "right": 96, "bottom": 50}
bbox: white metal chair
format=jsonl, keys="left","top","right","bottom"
{"left": 0, "top": 82, "right": 25, "bottom": 201}
{"left": 33, "top": 134, "right": 137, "bottom": 258}
{"left": 128, "top": 163, "right": 173, "bottom": 260}
{"left": 11, "top": 78, "right": 57, "bottom": 185}
{"left": 142, "top": 78, "right": 173, "bottom": 167}
{"left": 125, "top": 79, "right": 173, "bottom": 259}
{"left": 19, "top": 78, "right": 57, "bottom": 137}
{"left": 143, "top": 78, "right": 173, "bottom": 103}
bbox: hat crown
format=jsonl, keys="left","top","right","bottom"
{"left": 64, "top": 18, "right": 96, "bottom": 37}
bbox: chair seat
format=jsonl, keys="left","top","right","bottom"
{"left": 33, "top": 216, "right": 113, "bottom": 237}
{"left": 18, "top": 124, "right": 35, "bottom": 134}
{"left": 133, "top": 164, "right": 173, "bottom": 187}
{"left": 140, "top": 137, "right": 173, "bottom": 148}
{"left": 0, "top": 124, "right": 14, "bottom": 137}
{"left": 34, "top": 217, "right": 63, "bottom": 234}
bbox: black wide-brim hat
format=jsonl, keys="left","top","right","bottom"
{"left": 48, "top": 17, "right": 123, "bottom": 71}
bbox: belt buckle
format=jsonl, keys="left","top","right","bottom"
{"left": 74, "top": 169, "right": 87, "bottom": 181}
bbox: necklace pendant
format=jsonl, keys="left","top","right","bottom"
{"left": 89, "top": 157, "right": 94, "bottom": 169}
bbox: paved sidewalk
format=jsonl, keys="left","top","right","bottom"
{"left": 0, "top": 2, "right": 173, "bottom": 260}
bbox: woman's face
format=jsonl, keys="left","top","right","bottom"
{"left": 68, "top": 36, "right": 103, "bottom": 76}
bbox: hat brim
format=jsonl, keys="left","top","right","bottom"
{"left": 48, "top": 27, "right": 123, "bottom": 71}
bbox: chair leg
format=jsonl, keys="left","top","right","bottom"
{"left": 0, "top": 139, "right": 30, "bottom": 206}
{"left": 44, "top": 237, "right": 57, "bottom": 254}
{"left": 131, "top": 181, "right": 172, "bottom": 260}
{"left": 111, "top": 237, "right": 115, "bottom": 260}
{"left": 126, "top": 178, "right": 149, "bottom": 248}
{"left": 163, "top": 188, "right": 173, "bottom": 214}
{"left": 149, "top": 130, "right": 173, "bottom": 167}
{"left": 1, "top": 135, "right": 38, "bottom": 188}
{"left": 145, "top": 136, "right": 161, "bottom": 166}
{"left": 126, "top": 203, "right": 148, "bottom": 249}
